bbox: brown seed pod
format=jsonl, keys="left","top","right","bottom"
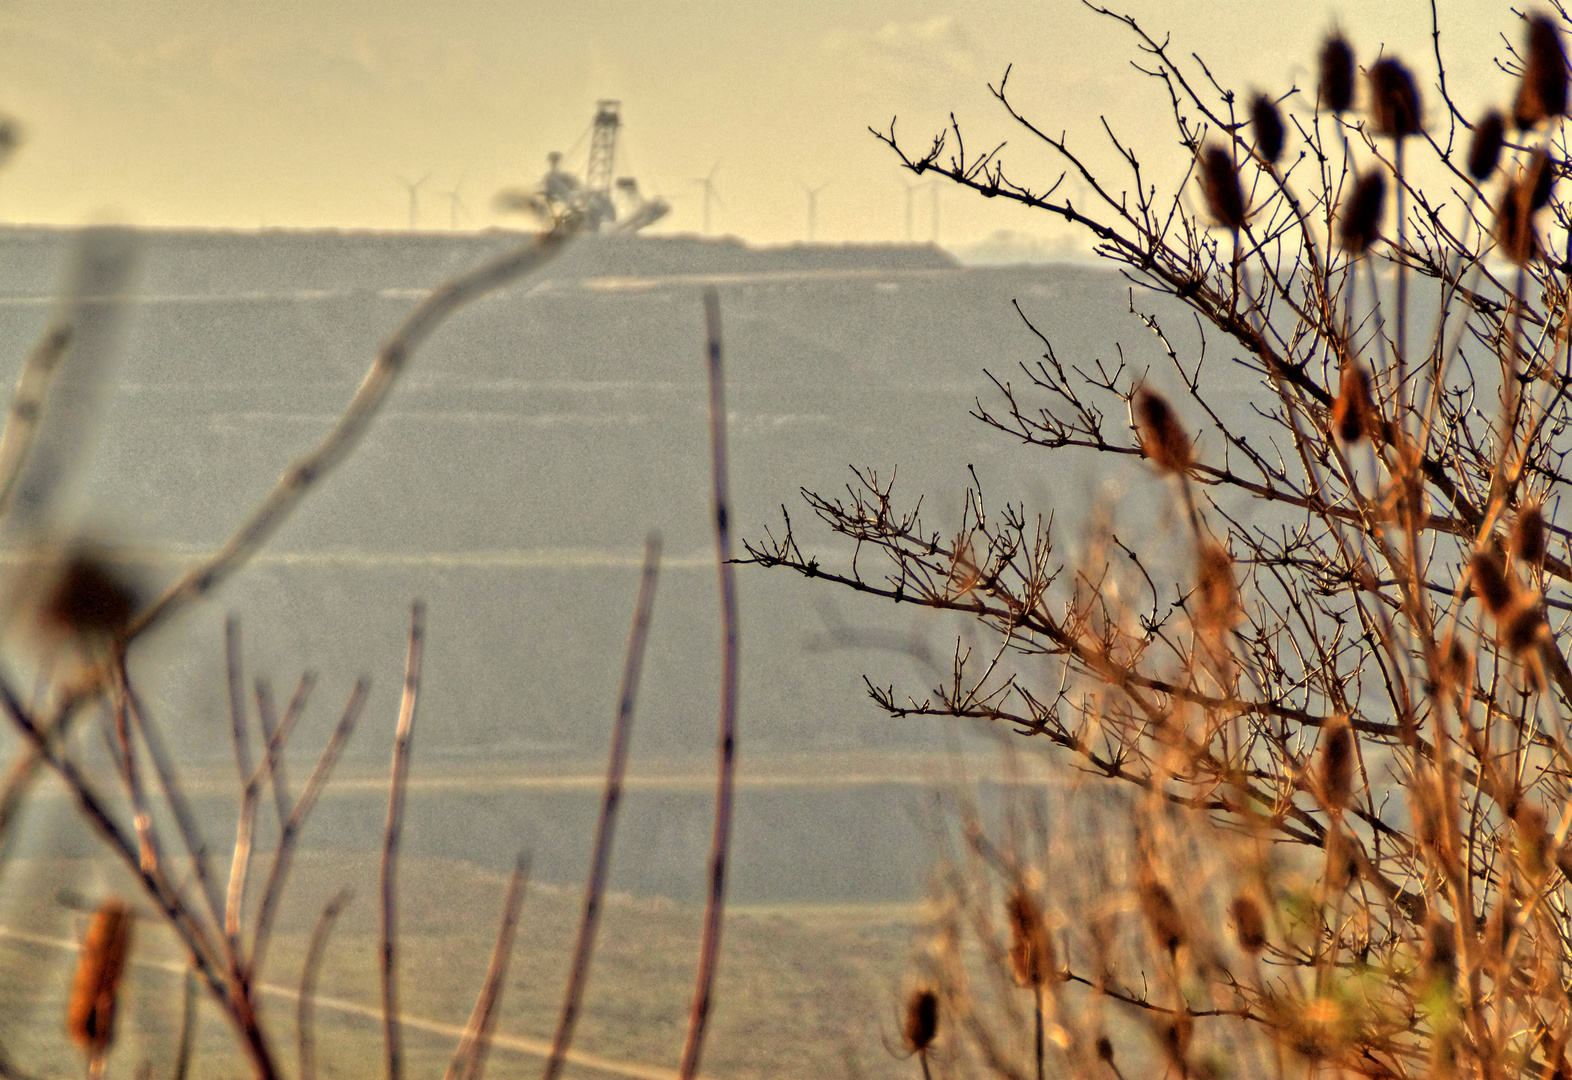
{"left": 1525, "top": 148, "right": 1557, "bottom": 211}
{"left": 1135, "top": 389, "right": 1192, "bottom": 473}
{"left": 1006, "top": 887, "right": 1054, "bottom": 987}
{"left": 903, "top": 987, "right": 939, "bottom": 1054}
{"left": 1338, "top": 170, "right": 1385, "bottom": 253}
{"left": 1320, "top": 721, "right": 1355, "bottom": 810}
{"left": 1496, "top": 174, "right": 1543, "bottom": 265}
{"left": 1320, "top": 35, "right": 1355, "bottom": 113}
{"left": 1198, "top": 144, "right": 1246, "bottom": 229}
{"left": 1157, "top": 1010, "right": 1193, "bottom": 1065}
{"left": 1470, "top": 548, "right": 1516, "bottom": 617}
{"left": 1468, "top": 110, "right": 1506, "bottom": 181}
{"left": 1515, "top": 15, "right": 1570, "bottom": 128}
{"left": 1514, "top": 801, "right": 1550, "bottom": 877}
{"left": 1195, "top": 542, "right": 1238, "bottom": 634}
{"left": 1139, "top": 876, "right": 1185, "bottom": 957}
{"left": 1230, "top": 895, "right": 1268, "bottom": 953}
{"left": 1368, "top": 57, "right": 1422, "bottom": 138}
{"left": 1512, "top": 502, "right": 1547, "bottom": 567}
{"left": 1556, "top": 841, "right": 1572, "bottom": 882}
{"left": 67, "top": 899, "right": 133, "bottom": 1060}
{"left": 1251, "top": 94, "right": 1285, "bottom": 164}
{"left": 1324, "top": 829, "right": 1360, "bottom": 889}
{"left": 1423, "top": 916, "right": 1458, "bottom": 985}
{"left": 1502, "top": 592, "right": 1546, "bottom": 655}
{"left": 1332, "top": 362, "right": 1375, "bottom": 443}
{"left": 39, "top": 551, "right": 139, "bottom": 642}
{"left": 1483, "top": 896, "right": 1518, "bottom": 962}
{"left": 1438, "top": 634, "right": 1473, "bottom": 693}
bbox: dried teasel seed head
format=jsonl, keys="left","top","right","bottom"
{"left": 38, "top": 550, "right": 139, "bottom": 643}
{"left": 1320, "top": 720, "right": 1355, "bottom": 811}
{"left": 1423, "top": 916, "right": 1458, "bottom": 985}
{"left": 1514, "top": 801, "right": 1550, "bottom": 877}
{"left": 1006, "top": 886, "right": 1054, "bottom": 987}
{"left": 1157, "top": 1011, "right": 1193, "bottom": 1065}
{"left": 1439, "top": 634, "right": 1473, "bottom": 692}
{"left": 1468, "top": 110, "right": 1507, "bottom": 181}
{"left": 1368, "top": 57, "right": 1422, "bottom": 138}
{"left": 1338, "top": 170, "right": 1386, "bottom": 253}
{"left": 1332, "top": 362, "right": 1376, "bottom": 443}
{"left": 1195, "top": 542, "right": 1238, "bottom": 632}
{"left": 1135, "top": 388, "right": 1192, "bottom": 474}
{"left": 1470, "top": 548, "right": 1516, "bottom": 618}
{"left": 1324, "top": 828, "right": 1360, "bottom": 890}
{"left": 1320, "top": 35, "right": 1355, "bottom": 113}
{"left": 1431, "top": 1029, "right": 1460, "bottom": 1080}
{"left": 1496, "top": 173, "right": 1544, "bottom": 265}
{"left": 1525, "top": 148, "right": 1557, "bottom": 211}
{"left": 1515, "top": 15, "right": 1570, "bottom": 128}
{"left": 1251, "top": 94, "right": 1285, "bottom": 164}
{"left": 1512, "top": 502, "right": 1547, "bottom": 567}
{"left": 903, "top": 987, "right": 939, "bottom": 1054}
{"left": 1198, "top": 144, "right": 1247, "bottom": 229}
{"left": 67, "top": 898, "right": 133, "bottom": 1060}
{"left": 1502, "top": 592, "right": 1546, "bottom": 656}
{"left": 1230, "top": 895, "right": 1268, "bottom": 953}
{"left": 1139, "top": 875, "right": 1185, "bottom": 957}
{"left": 1556, "top": 841, "right": 1572, "bottom": 881}
{"left": 1483, "top": 897, "right": 1518, "bottom": 962}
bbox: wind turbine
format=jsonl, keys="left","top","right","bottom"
{"left": 689, "top": 163, "right": 722, "bottom": 234}
{"left": 903, "top": 178, "right": 927, "bottom": 242}
{"left": 396, "top": 172, "right": 433, "bottom": 231}
{"left": 803, "top": 181, "right": 830, "bottom": 242}
{"left": 443, "top": 171, "right": 469, "bottom": 231}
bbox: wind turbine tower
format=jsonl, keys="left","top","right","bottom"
{"left": 690, "top": 163, "right": 722, "bottom": 234}
{"left": 444, "top": 172, "right": 469, "bottom": 231}
{"left": 804, "top": 181, "right": 830, "bottom": 241}
{"left": 397, "top": 172, "right": 433, "bottom": 230}
{"left": 903, "top": 181, "right": 914, "bottom": 242}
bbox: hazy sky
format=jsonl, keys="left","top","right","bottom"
{"left": 0, "top": 1, "right": 1527, "bottom": 248}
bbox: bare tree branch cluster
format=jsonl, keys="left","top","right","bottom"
{"left": 749, "top": 5, "right": 1572, "bottom": 1077}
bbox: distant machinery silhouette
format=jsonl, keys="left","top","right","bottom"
{"left": 495, "top": 100, "right": 670, "bottom": 233}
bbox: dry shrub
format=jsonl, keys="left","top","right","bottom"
{"left": 750, "top": 6, "right": 1572, "bottom": 1079}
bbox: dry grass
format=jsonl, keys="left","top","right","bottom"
{"left": 0, "top": 851, "right": 915, "bottom": 1080}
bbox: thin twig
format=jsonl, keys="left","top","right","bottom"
{"left": 447, "top": 853, "right": 532, "bottom": 1080}
{"left": 382, "top": 602, "right": 426, "bottom": 1080}
{"left": 0, "top": 225, "right": 138, "bottom": 535}
{"left": 173, "top": 964, "right": 198, "bottom": 1080}
{"left": 253, "top": 676, "right": 297, "bottom": 831}
{"left": 0, "top": 323, "right": 72, "bottom": 522}
{"left": 542, "top": 534, "right": 662, "bottom": 1080}
{"left": 249, "top": 678, "right": 369, "bottom": 982}
{"left": 224, "top": 616, "right": 256, "bottom": 959}
{"left": 298, "top": 888, "right": 353, "bottom": 1080}
{"left": 121, "top": 675, "right": 227, "bottom": 937}
{"left": 678, "top": 288, "right": 741, "bottom": 1080}
{"left": 224, "top": 760, "right": 259, "bottom": 961}
{"left": 110, "top": 660, "right": 158, "bottom": 873}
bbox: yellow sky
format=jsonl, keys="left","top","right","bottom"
{"left": 0, "top": 1, "right": 1524, "bottom": 247}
